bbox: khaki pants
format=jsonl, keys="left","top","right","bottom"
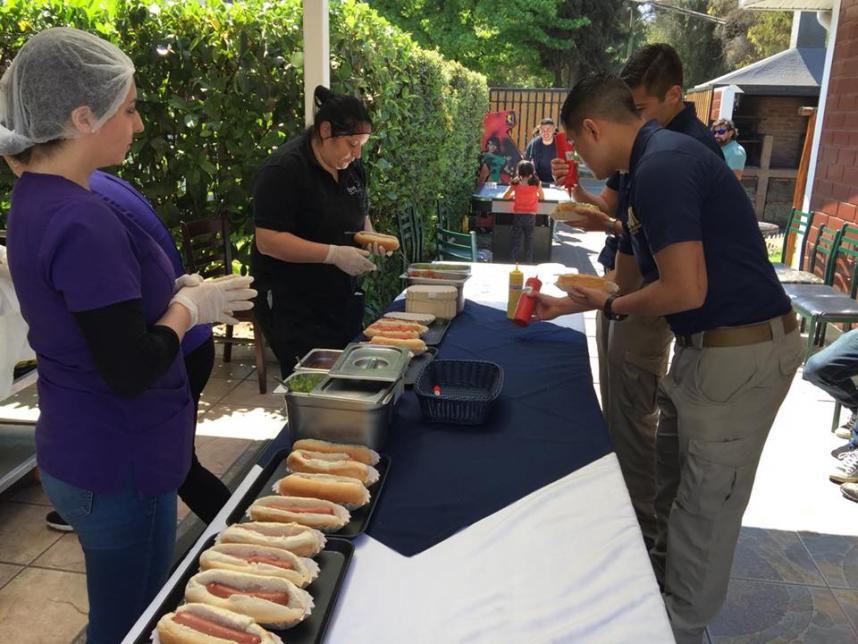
{"left": 652, "top": 318, "right": 802, "bottom": 644}
{"left": 599, "top": 312, "right": 672, "bottom": 545}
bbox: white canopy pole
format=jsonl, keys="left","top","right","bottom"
{"left": 303, "top": 0, "right": 330, "bottom": 127}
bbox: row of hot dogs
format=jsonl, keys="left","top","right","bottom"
{"left": 362, "top": 310, "right": 436, "bottom": 354}
{"left": 154, "top": 439, "right": 381, "bottom": 643}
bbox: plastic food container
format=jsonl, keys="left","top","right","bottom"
{"left": 414, "top": 360, "right": 504, "bottom": 425}
{"left": 401, "top": 273, "right": 469, "bottom": 314}
{"left": 405, "top": 284, "right": 460, "bottom": 319}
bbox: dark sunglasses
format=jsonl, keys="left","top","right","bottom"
{"left": 712, "top": 128, "right": 729, "bottom": 135}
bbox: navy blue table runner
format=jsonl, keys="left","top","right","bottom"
{"left": 366, "top": 301, "right": 612, "bottom": 556}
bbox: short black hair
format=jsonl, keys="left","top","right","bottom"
{"left": 620, "top": 43, "right": 683, "bottom": 100}
{"left": 313, "top": 85, "right": 372, "bottom": 137}
{"left": 560, "top": 73, "right": 639, "bottom": 133}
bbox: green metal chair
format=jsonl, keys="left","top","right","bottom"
{"left": 396, "top": 205, "right": 424, "bottom": 265}
{"left": 772, "top": 209, "right": 824, "bottom": 284}
{"left": 436, "top": 226, "right": 477, "bottom": 262}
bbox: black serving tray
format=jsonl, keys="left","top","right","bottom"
{"left": 422, "top": 317, "right": 452, "bottom": 346}
{"left": 227, "top": 449, "right": 390, "bottom": 539}
{"left": 136, "top": 534, "right": 354, "bottom": 644}
{"left": 404, "top": 346, "right": 437, "bottom": 387}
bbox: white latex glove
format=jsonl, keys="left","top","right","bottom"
{"left": 174, "top": 273, "right": 204, "bottom": 293}
{"left": 171, "top": 275, "right": 256, "bottom": 326}
{"left": 324, "top": 245, "right": 376, "bottom": 276}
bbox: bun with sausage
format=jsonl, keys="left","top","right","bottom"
{"left": 185, "top": 569, "right": 313, "bottom": 629}
{"left": 199, "top": 543, "right": 320, "bottom": 588}
{"left": 291, "top": 439, "right": 380, "bottom": 465}
{"left": 354, "top": 231, "right": 400, "bottom": 253}
{"left": 216, "top": 522, "right": 326, "bottom": 557}
{"left": 555, "top": 273, "right": 619, "bottom": 294}
{"left": 287, "top": 449, "right": 379, "bottom": 485}
{"left": 273, "top": 472, "right": 370, "bottom": 508}
{"left": 369, "top": 335, "right": 427, "bottom": 355}
{"left": 155, "top": 602, "right": 282, "bottom": 644}
{"left": 549, "top": 201, "right": 602, "bottom": 224}
{"left": 247, "top": 496, "right": 350, "bottom": 531}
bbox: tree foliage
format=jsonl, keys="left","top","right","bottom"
{"left": 711, "top": 0, "right": 792, "bottom": 70}
{"left": 0, "top": 0, "right": 488, "bottom": 315}
{"left": 368, "top": 0, "right": 639, "bottom": 87}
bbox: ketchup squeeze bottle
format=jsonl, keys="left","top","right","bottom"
{"left": 512, "top": 276, "right": 542, "bottom": 327}
{"left": 554, "top": 130, "right": 578, "bottom": 192}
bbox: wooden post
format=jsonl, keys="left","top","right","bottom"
{"left": 787, "top": 106, "right": 817, "bottom": 265}
{"left": 754, "top": 135, "right": 774, "bottom": 217}
{"left": 303, "top": 0, "right": 329, "bottom": 127}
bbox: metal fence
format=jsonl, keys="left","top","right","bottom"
{"left": 489, "top": 88, "right": 571, "bottom": 154}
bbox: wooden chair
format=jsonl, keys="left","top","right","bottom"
{"left": 179, "top": 214, "right": 268, "bottom": 394}
{"left": 772, "top": 209, "right": 823, "bottom": 284}
{"left": 436, "top": 226, "right": 477, "bottom": 262}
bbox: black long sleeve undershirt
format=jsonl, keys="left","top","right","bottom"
{"left": 74, "top": 298, "right": 181, "bottom": 397}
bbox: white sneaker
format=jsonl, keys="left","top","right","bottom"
{"left": 842, "top": 482, "right": 858, "bottom": 503}
{"left": 835, "top": 412, "right": 857, "bottom": 440}
{"left": 829, "top": 450, "right": 858, "bottom": 484}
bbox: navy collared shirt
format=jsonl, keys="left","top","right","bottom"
{"left": 598, "top": 102, "right": 723, "bottom": 272}
{"left": 624, "top": 120, "right": 790, "bottom": 335}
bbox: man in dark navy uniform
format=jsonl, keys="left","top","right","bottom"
{"left": 537, "top": 74, "right": 803, "bottom": 644}
{"left": 553, "top": 44, "right": 726, "bottom": 550}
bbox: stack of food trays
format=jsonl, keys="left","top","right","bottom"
{"left": 147, "top": 439, "right": 389, "bottom": 644}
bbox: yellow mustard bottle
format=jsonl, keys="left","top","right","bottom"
{"left": 507, "top": 264, "right": 524, "bottom": 319}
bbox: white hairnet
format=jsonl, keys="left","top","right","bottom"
{"left": 0, "top": 27, "right": 134, "bottom": 156}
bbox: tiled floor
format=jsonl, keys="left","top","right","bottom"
{"left": 0, "top": 229, "right": 857, "bottom": 642}
{"left": 0, "top": 342, "right": 284, "bottom": 644}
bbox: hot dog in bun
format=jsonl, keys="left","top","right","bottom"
{"left": 273, "top": 472, "right": 370, "bottom": 508}
{"left": 369, "top": 335, "right": 427, "bottom": 354}
{"left": 549, "top": 201, "right": 602, "bottom": 224}
{"left": 555, "top": 273, "right": 619, "bottom": 294}
{"left": 291, "top": 439, "right": 380, "bottom": 465}
{"left": 354, "top": 231, "right": 400, "bottom": 253}
{"left": 217, "top": 522, "right": 326, "bottom": 557}
{"left": 155, "top": 602, "right": 282, "bottom": 644}
{"left": 199, "top": 543, "right": 320, "bottom": 588}
{"left": 287, "top": 449, "right": 379, "bottom": 485}
{"left": 247, "top": 496, "right": 350, "bottom": 531}
{"left": 185, "top": 569, "right": 313, "bottom": 629}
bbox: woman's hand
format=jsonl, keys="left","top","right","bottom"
{"left": 324, "top": 245, "right": 376, "bottom": 276}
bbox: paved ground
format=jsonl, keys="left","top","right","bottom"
{"left": 0, "top": 222, "right": 856, "bottom": 642}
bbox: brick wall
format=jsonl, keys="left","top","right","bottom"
{"left": 736, "top": 95, "right": 817, "bottom": 168}
{"left": 808, "top": 0, "right": 858, "bottom": 278}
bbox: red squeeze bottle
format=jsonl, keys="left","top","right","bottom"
{"left": 512, "top": 276, "right": 542, "bottom": 326}
{"left": 554, "top": 131, "right": 578, "bottom": 191}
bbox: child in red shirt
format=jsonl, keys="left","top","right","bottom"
{"left": 502, "top": 160, "right": 544, "bottom": 263}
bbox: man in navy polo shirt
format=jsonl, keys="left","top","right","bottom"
{"left": 552, "top": 44, "right": 726, "bottom": 550}
{"left": 536, "top": 74, "right": 803, "bottom": 643}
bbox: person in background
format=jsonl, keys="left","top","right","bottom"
{"left": 523, "top": 117, "right": 557, "bottom": 184}
{"left": 479, "top": 135, "right": 507, "bottom": 183}
{"left": 252, "top": 86, "right": 381, "bottom": 378}
{"left": 502, "top": 160, "right": 543, "bottom": 263}
{"left": 802, "top": 329, "right": 858, "bottom": 486}
{"left": 536, "top": 73, "right": 802, "bottom": 644}
{"left": 551, "top": 44, "right": 725, "bottom": 548}
{"left": 712, "top": 118, "right": 746, "bottom": 179}
{"left": 0, "top": 28, "right": 255, "bottom": 643}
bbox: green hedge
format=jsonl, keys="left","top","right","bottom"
{"left": 0, "top": 0, "right": 488, "bottom": 316}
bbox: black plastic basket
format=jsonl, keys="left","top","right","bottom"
{"left": 414, "top": 360, "right": 504, "bottom": 425}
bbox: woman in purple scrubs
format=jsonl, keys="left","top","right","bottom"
{"left": 0, "top": 28, "right": 255, "bottom": 643}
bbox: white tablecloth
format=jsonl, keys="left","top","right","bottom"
{"left": 124, "top": 261, "right": 673, "bottom": 644}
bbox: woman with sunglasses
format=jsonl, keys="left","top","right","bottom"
{"left": 712, "top": 118, "right": 747, "bottom": 179}
{"left": 251, "top": 86, "right": 381, "bottom": 377}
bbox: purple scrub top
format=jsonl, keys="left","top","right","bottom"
{"left": 6, "top": 172, "right": 194, "bottom": 496}
{"left": 89, "top": 171, "right": 212, "bottom": 356}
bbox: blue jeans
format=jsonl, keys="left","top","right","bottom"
{"left": 803, "top": 328, "right": 858, "bottom": 445}
{"left": 40, "top": 470, "right": 177, "bottom": 644}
